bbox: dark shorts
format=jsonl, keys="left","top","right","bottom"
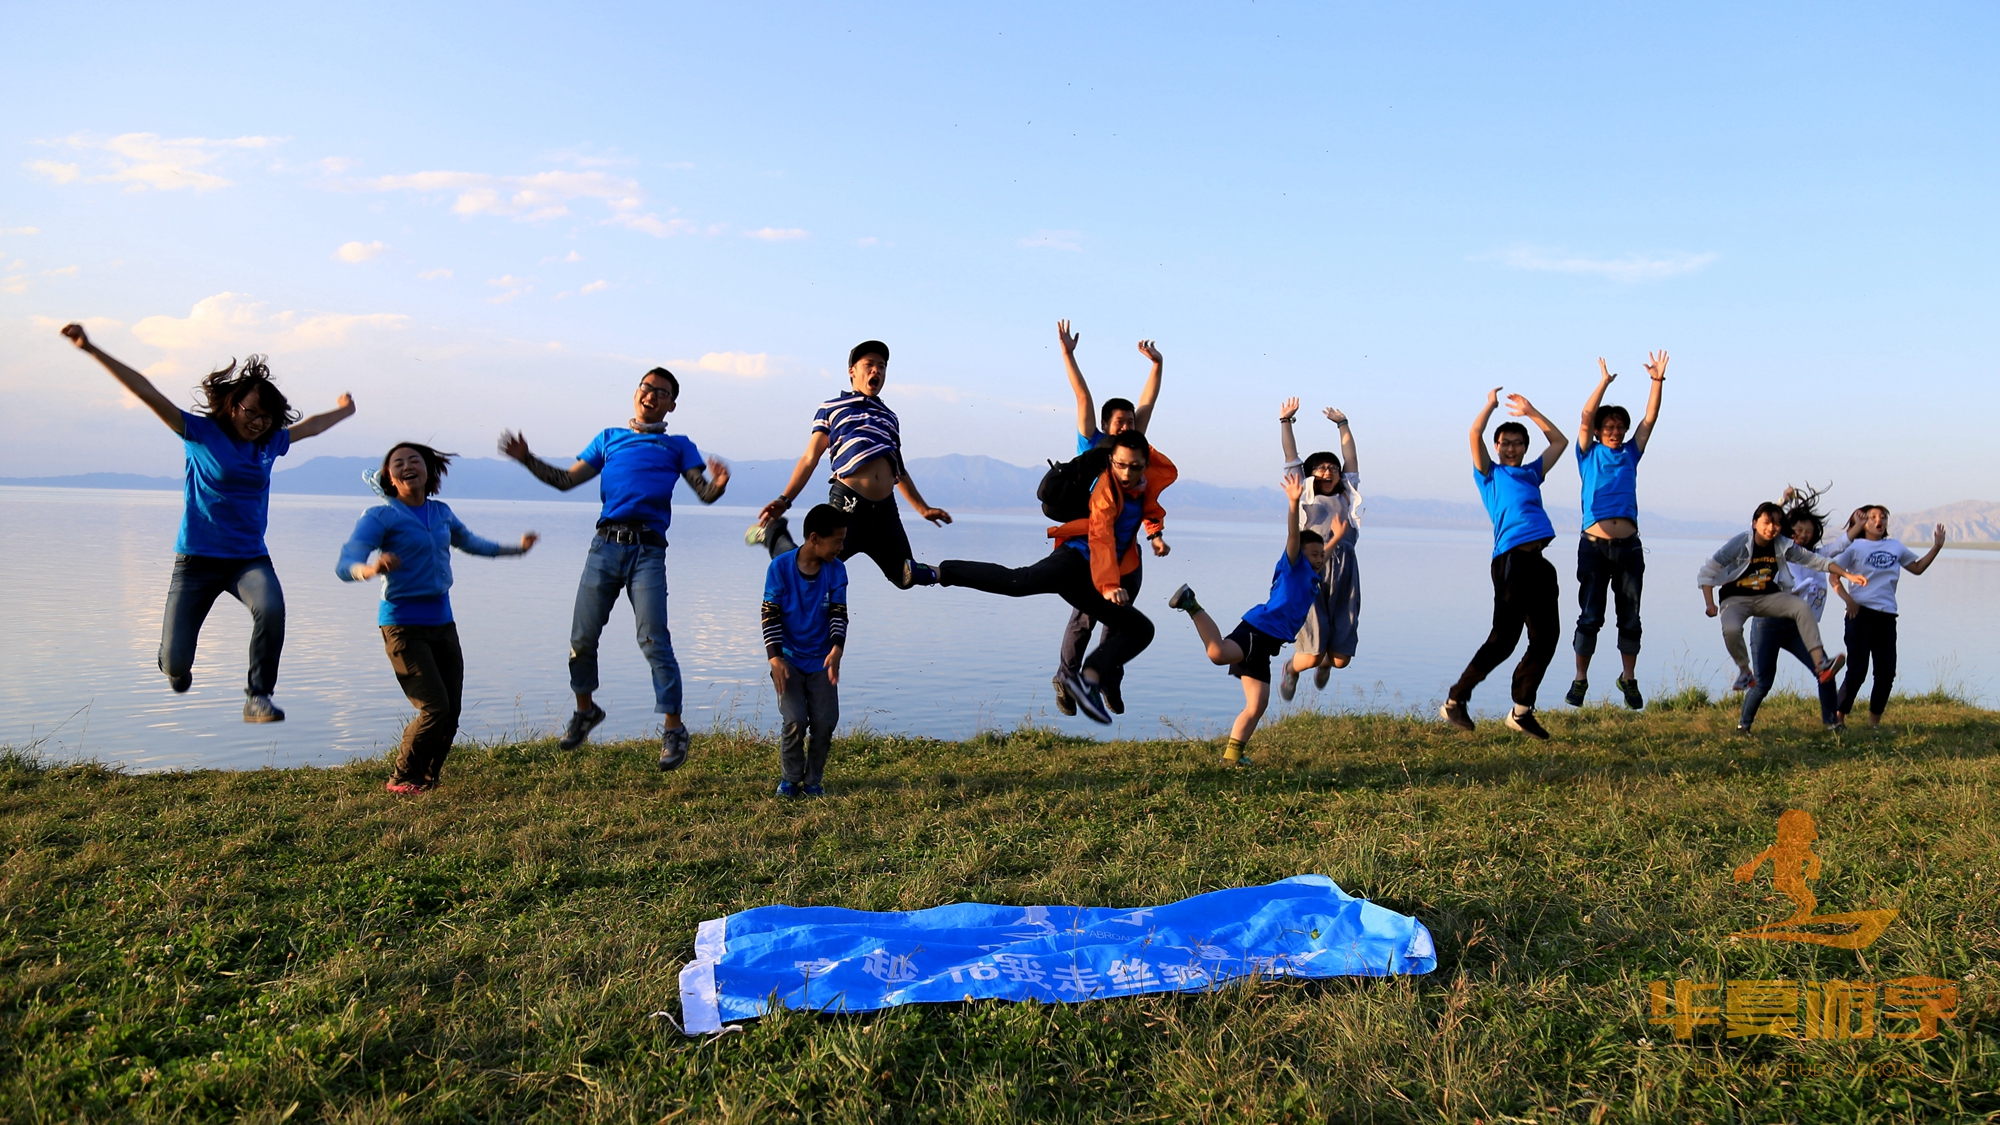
{"left": 1225, "top": 620, "right": 1286, "bottom": 683}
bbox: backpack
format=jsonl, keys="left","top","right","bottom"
{"left": 1037, "top": 446, "right": 1112, "bottom": 522}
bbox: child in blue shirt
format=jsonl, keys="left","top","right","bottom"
{"left": 1166, "top": 470, "right": 1317, "bottom": 765}
{"left": 338, "top": 443, "right": 537, "bottom": 793}
{"left": 762, "top": 504, "right": 851, "bottom": 796}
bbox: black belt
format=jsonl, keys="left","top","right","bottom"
{"left": 596, "top": 521, "right": 668, "bottom": 547}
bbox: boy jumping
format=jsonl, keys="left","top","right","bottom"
{"left": 1165, "top": 470, "right": 1320, "bottom": 766}
{"left": 1441, "top": 388, "right": 1568, "bottom": 740}
{"left": 762, "top": 504, "right": 851, "bottom": 797}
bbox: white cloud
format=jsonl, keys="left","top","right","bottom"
{"left": 1, "top": 225, "right": 41, "bottom": 236}
{"left": 745, "top": 227, "right": 808, "bottom": 241}
{"left": 487, "top": 275, "right": 531, "bottom": 304}
{"left": 1019, "top": 229, "right": 1083, "bottom": 251}
{"left": 689, "top": 351, "right": 769, "bottom": 377}
{"left": 856, "top": 236, "right": 886, "bottom": 247}
{"left": 317, "top": 157, "right": 359, "bottom": 173}
{"left": 1487, "top": 245, "right": 1719, "bottom": 283}
{"left": 1, "top": 275, "right": 27, "bottom": 295}
{"left": 335, "top": 240, "right": 386, "bottom": 263}
{"left": 126, "top": 293, "right": 407, "bottom": 369}
{"left": 42, "top": 265, "right": 79, "bottom": 277}
{"left": 418, "top": 268, "right": 453, "bottom": 280}
{"left": 361, "top": 167, "right": 692, "bottom": 237}
{"left": 579, "top": 279, "right": 610, "bottom": 294}
{"left": 33, "top": 133, "right": 285, "bottom": 192}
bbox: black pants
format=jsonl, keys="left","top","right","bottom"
{"left": 1837, "top": 607, "right": 1898, "bottom": 718}
{"left": 1574, "top": 534, "right": 1644, "bottom": 659}
{"left": 768, "top": 481, "right": 917, "bottom": 588}
{"left": 1451, "top": 546, "right": 1561, "bottom": 708}
{"left": 1058, "top": 559, "right": 1142, "bottom": 678}
{"left": 941, "top": 549, "right": 1154, "bottom": 689}
{"left": 382, "top": 623, "right": 464, "bottom": 787}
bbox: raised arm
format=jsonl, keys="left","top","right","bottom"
{"left": 61, "top": 323, "right": 184, "bottom": 435}
{"left": 289, "top": 394, "right": 356, "bottom": 441}
{"left": 1059, "top": 320, "right": 1094, "bottom": 440}
{"left": 1134, "top": 339, "right": 1163, "bottom": 432}
{"left": 895, "top": 467, "right": 953, "bottom": 527}
{"left": 1279, "top": 397, "right": 1302, "bottom": 465}
{"left": 1905, "top": 524, "right": 1947, "bottom": 575}
{"left": 1509, "top": 393, "right": 1568, "bottom": 476}
{"left": 682, "top": 457, "right": 730, "bottom": 504}
{"left": 1469, "top": 388, "right": 1500, "bottom": 475}
{"left": 1578, "top": 358, "right": 1614, "bottom": 453}
{"left": 1281, "top": 469, "right": 1304, "bottom": 564}
{"left": 757, "top": 431, "right": 832, "bottom": 525}
{"left": 1634, "top": 350, "right": 1667, "bottom": 452}
{"left": 498, "top": 431, "right": 601, "bottom": 492}
{"left": 1325, "top": 407, "right": 1358, "bottom": 475}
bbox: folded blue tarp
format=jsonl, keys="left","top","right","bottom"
{"left": 678, "top": 874, "right": 1435, "bottom": 1034}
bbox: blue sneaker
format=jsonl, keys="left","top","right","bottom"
{"left": 658, "top": 726, "right": 691, "bottom": 771}
{"left": 775, "top": 780, "right": 802, "bottom": 798}
{"left": 1062, "top": 669, "right": 1113, "bottom": 725}
{"left": 903, "top": 560, "right": 939, "bottom": 588}
{"left": 802, "top": 783, "right": 825, "bottom": 798}
{"left": 243, "top": 694, "right": 285, "bottom": 723}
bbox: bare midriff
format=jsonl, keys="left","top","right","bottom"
{"left": 836, "top": 455, "right": 899, "bottom": 503}
{"left": 1585, "top": 517, "right": 1639, "bottom": 540}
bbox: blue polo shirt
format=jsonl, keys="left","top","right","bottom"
{"left": 1577, "top": 442, "right": 1642, "bottom": 527}
{"left": 1240, "top": 549, "right": 1320, "bottom": 640}
{"left": 1475, "top": 461, "right": 1556, "bottom": 557}
{"left": 1077, "top": 429, "right": 1106, "bottom": 456}
{"left": 177, "top": 410, "right": 291, "bottom": 558}
{"left": 763, "top": 550, "right": 848, "bottom": 673}
{"left": 578, "top": 428, "right": 703, "bottom": 534}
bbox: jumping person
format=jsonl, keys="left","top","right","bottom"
{"left": 937, "top": 430, "right": 1172, "bottom": 724}
{"left": 337, "top": 444, "right": 537, "bottom": 793}
{"left": 1052, "top": 319, "right": 1166, "bottom": 715}
{"left": 498, "top": 366, "right": 729, "bottom": 770}
{"left": 1738, "top": 487, "right": 1848, "bottom": 732}
{"left": 1698, "top": 502, "right": 1867, "bottom": 698}
{"left": 1440, "top": 388, "right": 1569, "bottom": 740}
{"left": 1565, "top": 352, "right": 1667, "bottom": 710}
{"left": 1164, "top": 470, "right": 1317, "bottom": 765}
{"left": 1276, "top": 398, "right": 1362, "bottom": 701}
{"left": 1830, "top": 506, "right": 1945, "bottom": 728}
{"left": 752, "top": 341, "right": 951, "bottom": 589}
{"left": 59, "top": 323, "right": 354, "bottom": 721}
{"left": 762, "top": 504, "right": 850, "bottom": 797}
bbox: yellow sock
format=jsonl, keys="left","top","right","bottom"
{"left": 1223, "top": 737, "right": 1246, "bottom": 763}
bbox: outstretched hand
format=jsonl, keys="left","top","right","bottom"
{"left": 1485, "top": 386, "right": 1502, "bottom": 411}
{"left": 1323, "top": 407, "right": 1348, "bottom": 426}
{"left": 920, "top": 506, "right": 953, "bottom": 527}
{"left": 1505, "top": 393, "right": 1538, "bottom": 418}
{"left": 1279, "top": 396, "right": 1300, "bottom": 422}
{"left": 1281, "top": 468, "right": 1305, "bottom": 503}
{"left": 1646, "top": 350, "right": 1670, "bottom": 381}
{"left": 1933, "top": 523, "right": 1947, "bottom": 548}
{"left": 1136, "top": 339, "right": 1162, "bottom": 363}
{"left": 498, "top": 430, "right": 530, "bottom": 461}
{"left": 61, "top": 323, "right": 90, "bottom": 349}
{"left": 1597, "top": 357, "right": 1615, "bottom": 384}
{"left": 1057, "top": 319, "right": 1079, "bottom": 354}
{"left": 707, "top": 456, "right": 731, "bottom": 490}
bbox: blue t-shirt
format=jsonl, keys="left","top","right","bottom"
{"left": 1475, "top": 461, "right": 1556, "bottom": 557}
{"left": 1062, "top": 498, "right": 1144, "bottom": 563}
{"left": 578, "top": 428, "right": 703, "bottom": 534}
{"left": 1240, "top": 549, "right": 1320, "bottom": 640}
{"left": 176, "top": 410, "right": 291, "bottom": 558}
{"left": 336, "top": 498, "right": 508, "bottom": 626}
{"left": 1577, "top": 442, "right": 1642, "bottom": 527}
{"left": 1077, "top": 429, "right": 1106, "bottom": 456}
{"left": 763, "top": 550, "right": 849, "bottom": 673}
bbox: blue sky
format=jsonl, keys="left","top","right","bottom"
{"left": 3, "top": 2, "right": 1995, "bottom": 518}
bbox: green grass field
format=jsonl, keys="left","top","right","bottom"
{"left": 4, "top": 694, "right": 1997, "bottom": 1123}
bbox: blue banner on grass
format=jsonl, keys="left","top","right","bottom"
{"left": 678, "top": 875, "right": 1434, "bottom": 1033}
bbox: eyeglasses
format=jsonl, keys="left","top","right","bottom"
{"left": 636, "top": 383, "right": 673, "bottom": 399}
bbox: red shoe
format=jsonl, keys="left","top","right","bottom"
{"left": 1816, "top": 654, "right": 1847, "bottom": 684}
{"left": 385, "top": 780, "right": 425, "bottom": 795}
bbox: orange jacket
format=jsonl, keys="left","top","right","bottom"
{"left": 1045, "top": 447, "right": 1178, "bottom": 596}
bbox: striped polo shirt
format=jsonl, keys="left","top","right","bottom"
{"left": 811, "top": 392, "right": 904, "bottom": 479}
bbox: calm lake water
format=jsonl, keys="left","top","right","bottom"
{"left": 4, "top": 486, "right": 1995, "bottom": 772}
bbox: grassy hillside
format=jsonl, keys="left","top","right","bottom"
{"left": 3, "top": 696, "right": 1996, "bottom": 1123}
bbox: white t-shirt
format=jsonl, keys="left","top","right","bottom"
{"left": 1833, "top": 537, "right": 1921, "bottom": 614}
{"left": 1298, "top": 472, "right": 1362, "bottom": 546}
{"left": 1786, "top": 535, "right": 1850, "bottom": 621}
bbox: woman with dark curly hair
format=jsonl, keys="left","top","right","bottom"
{"left": 60, "top": 322, "right": 355, "bottom": 722}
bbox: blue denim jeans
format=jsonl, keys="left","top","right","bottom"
{"left": 1573, "top": 534, "right": 1644, "bottom": 659}
{"left": 1740, "top": 617, "right": 1839, "bottom": 729}
{"left": 568, "top": 536, "right": 682, "bottom": 714}
{"left": 160, "top": 554, "right": 286, "bottom": 695}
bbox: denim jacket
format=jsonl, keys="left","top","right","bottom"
{"left": 1696, "top": 530, "right": 1836, "bottom": 592}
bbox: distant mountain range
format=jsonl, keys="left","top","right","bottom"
{"left": 7, "top": 455, "right": 1994, "bottom": 542}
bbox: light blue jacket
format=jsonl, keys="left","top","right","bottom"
{"left": 336, "top": 471, "right": 513, "bottom": 625}
{"left": 1696, "top": 530, "right": 1836, "bottom": 593}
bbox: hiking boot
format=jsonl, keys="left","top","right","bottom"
{"left": 802, "top": 783, "right": 826, "bottom": 798}
{"left": 1313, "top": 663, "right": 1332, "bottom": 691}
{"left": 1565, "top": 679, "right": 1588, "bottom": 707}
{"left": 243, "top": 694, "right": 285, "bottom": 723}
{"left": 168, "top": 671, "right": 192, "bottom": 694}
{"left": 775, "top": 780, "right": 802, "bottom": 798}
{"left": 1279, "top": 661, "right": 1300, "bottom": 702}
{"left": 1102, "top": 677, "right": 1125, "bottom": 715}
{"left": 559, "top": 704, "right": 606, "bottom": 750}
{"left": 658, "top": 726, "right": 692, "bottom": 771}
{"left": 1504, "top": 708, "right": 1550, "bottom": 741}
{"left": 902, "top": 561, "right": 939, "bottom": 588}
{"left": 1052, "top": 675, "right": 1078, "bottom": 716}
{"left": 1062, "top": 669, "right": 1113, "bottom": 725}
{"left": 1617, "top": 677, "right": 1644, "bottom": 710}
{"left": 1165, "top": 584, "right": 1201, "bottom": 613}
{"left": 1440, "top": 699, "right": 1475, "bottom": 732}
{"left": 1816, "top": 653, "right": 1847, "bottom": 684}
